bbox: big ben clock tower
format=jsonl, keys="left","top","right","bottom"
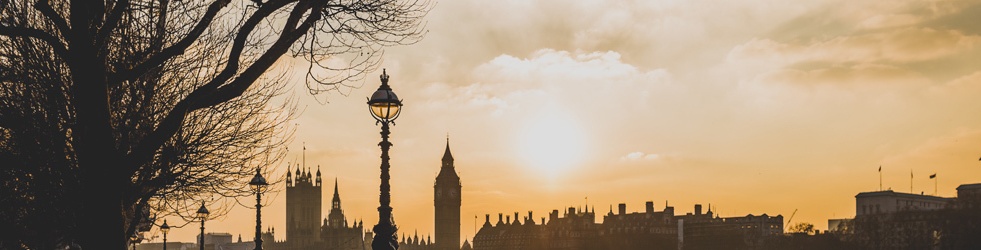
{"left": 434, "top": 138, "right": 461, "bottom": 250}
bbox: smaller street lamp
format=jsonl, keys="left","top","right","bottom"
{"left": 160, "top": 219, "right": 170, "bottom": 250}
{"left": 196, "top": 202, "right": 210, "bottom": 250}
{"left": 249, "top": 167, "right": 269, "bottom": 250}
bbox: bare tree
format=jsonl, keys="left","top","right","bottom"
{"left": 788, "top": 222, "right": 816, "bottom": 235}
{"left": 0, "top": 0, "right": 430, "bottom": 249}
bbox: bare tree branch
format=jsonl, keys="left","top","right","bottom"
{"left": 0, "top": 0, "right": 431, "bottom": 248}
{"left": 111, "top": 0, "right": 230, "bottom": 84}
{"left": 0, "top": 24, "right": 68, "bottom": 58}
{"left": 34, "top": 0, "right": 69, "bottom": 37}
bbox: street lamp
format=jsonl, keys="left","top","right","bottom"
{"left": 249, "top": 167, "right": 269, "bottom": 250}
{"left": 367, "top": 69, "right": 403, "bottom": 250}
{"left": 130, "top": 233, "right": 139, "bottom": 250}
{"left": 160, "top": 220, "right": 170, "bottom": 250}
{"left": 196, "top": 202, "right": 209, "bottom": 250}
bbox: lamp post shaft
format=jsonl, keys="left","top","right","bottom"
{"left": 255, "top": 189, "right": 263, "bottom": 250}
{"left": 200, "top": 220, "right": 205, "bottom": 250}
{"left": 163, "top": 233, "right": 167, "bottom": 250}
{"left": 372, "top": 122, "right": 398, "bottom": 250}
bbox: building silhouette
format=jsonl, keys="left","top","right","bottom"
{"left": 434, "top": 139, "right": 462, "bottom": 250}
{"left": 321, "top": 179, "right": 367, "bottom": 250}
{"left": 827, "top": 183, "right": 981, "bottom": 249}
{"left": 282, "top": 162, "right": 369, "bottom": 250}
{"left": 399, "top": 231, "right": 435, "bottom": 250}
{"left": 855, "top": 190, "right": 951, "bottom": 216}
{"left": 473, "top": 202, "right": 783, "bottom": 250}
{"left": 286, "top": 164, "right": 322, "bottom": 249}
{"left": 267, "top": 142, "right": 459, "bottom": 250}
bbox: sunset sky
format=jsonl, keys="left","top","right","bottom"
{"left": 158, "top": 0, "right": 981, "bottom": 245}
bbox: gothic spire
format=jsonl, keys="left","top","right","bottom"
{"left": 332, "top": 178, "right": 341, "bottom": 202}
{"left": 442, "top": 136, "right": 454, "bottom": 164}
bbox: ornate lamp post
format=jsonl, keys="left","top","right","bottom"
{"left": 249, "top": 167, "right": 269, "bottom": 250}
{"left": 367, "top": 69, "right": 403, "bottom": 250}
{"left": 130, "top": 233, "right": 139, "bottom": 250}
{"left": 196, "top": 202, "right": 210, "bottom": 250}
{"left": 160, "top": 220, "right": 170, "bottom": 250}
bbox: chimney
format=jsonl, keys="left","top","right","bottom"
{"left": 646, "top": 201, "right": 654, "bottom": 213}
{"left": 695, "top": 204, "right": 703, "bottom": 215}
{"left": 498, "top": 213, "right": 503, "bottom": 224}
{"left": 618, "top": 203, "right": 627, "bottom": 215}
{"left": 550, "top": 210, "right": 559, "bottom": 221}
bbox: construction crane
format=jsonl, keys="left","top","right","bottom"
{"left": 784, "top": 209, "right": 798, "bottom": 231}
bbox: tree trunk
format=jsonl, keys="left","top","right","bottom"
{"left": 68, "top": 2, "right": 128, "bottom": 249}
{"left": 70, "top": 48, "right": 129, "bottom": 250}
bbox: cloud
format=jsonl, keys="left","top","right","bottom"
{"left": 721, "top": 0, "right": 981, "bottom": 88}
{"left": 418, "top": 49, "right": 673, "bottom": 118}
{"left": 620, "top": 151, "right": 660, "bottom": 161}
{"left": 759, "top": 63, "right": 930, "bottom": 86}
{"left": 729, "top": 28, "right": 981, "bottom": 65}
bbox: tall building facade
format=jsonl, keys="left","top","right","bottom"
{"left": 286, "top": 164, "right": 322, "bottom": 249}
{"left": 434, "top": 140, "right": 462, "bottom": 250}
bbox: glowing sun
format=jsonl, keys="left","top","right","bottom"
{"left": 515, "top": 111, "right": 589, "bottom": 175}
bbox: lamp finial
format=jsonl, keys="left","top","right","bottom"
{"left": 380, "top": 69, "right": 389, "bottom": 85}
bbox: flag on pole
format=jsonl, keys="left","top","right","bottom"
{"left": 878, "top": 165, "right": 883, "bottom": 191}
{"left": 930, "top": 173, "right": 936, "bottom": 179}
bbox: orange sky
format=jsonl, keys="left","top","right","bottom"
{"left": 155, "top": 0, "right": 981, "bottom": 245}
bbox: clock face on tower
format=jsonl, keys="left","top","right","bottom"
{"left": 449, "top": 189, "right": 457, "bottom": 198}
{"left": 436, "top": 189, "right": 442, "bottom": 199}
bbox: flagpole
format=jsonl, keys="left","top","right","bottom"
{"left": 879, "top": 166, "right": 882, "bottom": 191}
{"left": 910, "top": 169, "right": 913, "bottom": 194}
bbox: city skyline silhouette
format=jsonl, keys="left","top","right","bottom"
{"left": 5, "top": 0, "right": 981, "bottom": 249}
{"left": 144, "top": 0, "right": 981, "bottom": 246}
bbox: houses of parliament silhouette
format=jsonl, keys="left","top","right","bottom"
{"left": 262, "top": 139, "right": 789, "bottom": 250}
{"left": 269, "top": 140, "right": 463, "bottom": 250}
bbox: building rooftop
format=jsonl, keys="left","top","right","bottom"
{"left": 956, "top": 183, "right": 981, "bottom": 191}
{"left": 855, "top": 190, "right": 952, "bottom": 202}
